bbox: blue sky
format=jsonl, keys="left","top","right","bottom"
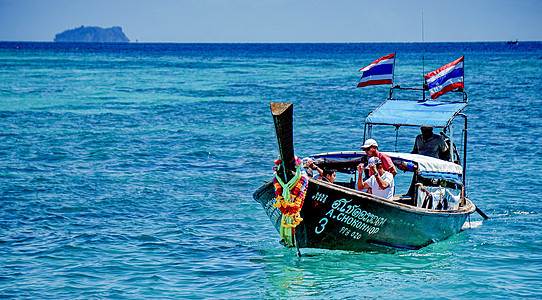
{"left": 1, "top": 0, "right": 541, "bottom": 42}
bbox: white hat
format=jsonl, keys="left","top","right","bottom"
{"left": 360, "top": 139, "right": 378, "bottom": 150}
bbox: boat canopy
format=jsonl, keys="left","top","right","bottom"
{"left": 384, "top": 152, "right": 463, "bottom": 185}
{"left": 307, "top": 151, "right": 464, "bottom": 185}
{"left": 365, "top": 99, "right": 467, "bottom": 128}
{"left": 384, "top": 152, "right": 462, "bottom": 174}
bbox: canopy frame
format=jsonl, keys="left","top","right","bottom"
{"left": 363, "top": 86, "right": 469, "bottom": 186}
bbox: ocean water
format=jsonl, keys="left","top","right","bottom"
{"left": 1, "top": 42, "right": 541, "bottom": 299}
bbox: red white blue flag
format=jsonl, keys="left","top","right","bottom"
{"left": 424, "top": 56, "right": 464, "bottom": 99}
{"left": 357, "top": 53, "right": 395, "bottom": 87}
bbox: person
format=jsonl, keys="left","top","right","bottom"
{"left": 356, "top": 157, "right": 394, "bottom": 200}
{"left": 322, "top": 168, "right": 336, "bottom": 183}
{"left": 360, "top": 139, "right": 397, "bottom": 177}
{"left": 303, "top": 158, "right": 323, "bottom": 179}
{"left": 411, "top": 127, "right": 448, "bottom": 159}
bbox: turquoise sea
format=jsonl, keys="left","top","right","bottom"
{"left": 1, "top": 42, "right": 541, "bottom": 299}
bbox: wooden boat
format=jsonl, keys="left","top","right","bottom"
{"left": 253, "top": 87, "right": 487, "bottom": 252}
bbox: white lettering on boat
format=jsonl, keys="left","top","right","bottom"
{"left": 312, "top": 192, "right": 328, "bottom": 204}
{"left": 329, "top": 198, "right": 387, "bottom": 236}
{"left": 315, "top": 217, "right": 328, "bottom": 234}
{"left": 312, "top": 197, "right": 387, "bottom": 237}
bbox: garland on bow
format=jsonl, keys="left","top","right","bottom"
{"left": 272, "top": 157, "right": 309, "bottom": 247}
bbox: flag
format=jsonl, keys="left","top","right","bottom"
{"left": 424, "top": 56, "right": 464, "bottom": 99}
{"left": 357, "top": 53, "right": 395, "bottom": 87}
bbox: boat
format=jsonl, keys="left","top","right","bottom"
{"left": 253, "top": 86, "right": 487, "bottom": 253}
{"left": 507, "top": 39, "right": 518, "bottom": 45}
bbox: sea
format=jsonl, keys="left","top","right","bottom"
{"left": 1, "top": 41, "right": 541, "bottom": 299}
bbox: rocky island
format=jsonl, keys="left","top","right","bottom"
{"left": 54, "top": 26, "right": 130, "bottom": 43}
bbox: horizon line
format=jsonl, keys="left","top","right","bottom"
{"left": 1, "top": 40, "right": 539, "bottom": 44}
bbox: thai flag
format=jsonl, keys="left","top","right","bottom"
{"left": 357, "top": 53, "right": 395, "bottom": 87}
{"left": 424, "top": 56, "right": 464, "bottom": 99}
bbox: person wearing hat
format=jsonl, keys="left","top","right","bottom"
{"left": 356, "top": 156, "right": 395, "bottom": 200}
{"left": 412, "top": 126, "right": 448, "bottom": 159}
{"left": 360, "top": 139, "right": 397, "bottom": 177}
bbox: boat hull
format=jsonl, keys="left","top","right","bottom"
{"left": 253, "top": 178, "right": 476, "bottom": 252}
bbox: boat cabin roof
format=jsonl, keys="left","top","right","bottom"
{"left": 307, "top": 151, "right": 463, "bottom": 185}
{"left": 383, "top": 152, "right": 462, "bottom": 174}
{"left": 365, "top": 99, "right": 467, "bottom": 128}
{"left": 309, "top": 151, "right": 462, "bottom": 174}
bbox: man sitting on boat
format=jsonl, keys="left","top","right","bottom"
{"left": 322, "top": 168, "right": 336, "bottom": 183}
{"left": 360, "top": 139, "right": 397, "bottom": 177}
{"left": 411, "top": 127, "right": 448, "bottom": 159}
{"left": 356, "top": 157, "right": 395, "bottom": 200}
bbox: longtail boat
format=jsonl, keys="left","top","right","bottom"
{"left": 253, "top": 86, "right": 487, "bottom": 252}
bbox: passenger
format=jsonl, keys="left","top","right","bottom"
{"left": 303, "top": 158, "right": 323, "bottom": 179}
{"left": 411, "top": 126, "right": 448, "bottom": 159}
{"left": 356, "top": 155, "right": 374, "bottom": 192}
{"left": 360, "top": 139, "right": 397, "bottom": 177}
{"left": 356, "top": 157, "right": 394, "bottom": 200}
{"left": 322, "top": 168, "right": 336, "bottom": 183}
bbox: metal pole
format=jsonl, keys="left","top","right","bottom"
{"left": 395, "top": 126, "right": 399, "bottom": 152}
{"left": 363, "top": 123, "right": 367, "bottom": 144}
{"left": 463, "top": 125, "right": 467, "bottom": 186}
{"left": 422, "top": 12, "right": 426, "bottom": 100}
{"left": 448, "top": 125, "right": 454, "bottom": 163}
{"left": 455, "top": 113, "right": 468, "bottom": 186}
{"left": 392, "top": 52, "right": 396, "bottom": 87}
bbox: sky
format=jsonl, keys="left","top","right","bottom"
{"left": 1, "top": 0, "right": 541, "bottom": 43}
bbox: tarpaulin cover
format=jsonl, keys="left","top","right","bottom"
{"left": 366, "top": 99, "right": 467, "bottom": 127}
{"left": 384, "top": 152, "right": 463, "bottom": 175}
{"left": 418, "top": 171, "right": 463, "bottom": 185}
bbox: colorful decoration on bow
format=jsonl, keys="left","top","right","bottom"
{"left": 272, "top": 156, "right": 309, "bottom": 247}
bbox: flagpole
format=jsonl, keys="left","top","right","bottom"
{"left": 422, "top": 12, "right": 426, "bottom": 101}
{"left": 463, "top": 54, "right": 465, "bottom": 97}
{"left": 422, "top": 12, "right": 425, "bottom": 76}
{"left": 392, "top": 51, "right": 396, "bottom": 87}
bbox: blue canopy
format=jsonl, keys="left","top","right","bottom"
{"left": 365, "top": 99, "right": 467, "bottom": 128}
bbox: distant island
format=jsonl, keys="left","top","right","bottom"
{"left": 54, "top": 26, "right": 130, "bottom": 43}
